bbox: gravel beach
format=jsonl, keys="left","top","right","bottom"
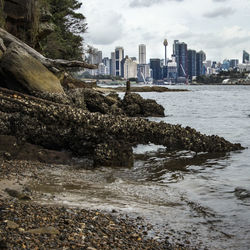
{"left": 0, "top": 157, "right": 188, "bottom": 249}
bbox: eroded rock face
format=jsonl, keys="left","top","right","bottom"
{"left": 0, "top": 88, "right": 244, "bottom": 167}
{"left": 4, "top": 0, "right": 36, "bottom": 45}
{"left": 0, "top": 43, "right": 64, "bottom": 94}
{"left": 3, "top": 0, "right": 54, "bottom": 46}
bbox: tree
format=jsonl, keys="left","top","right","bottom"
{"left": 40, "top": 0, "right": 87, "bottom": 60}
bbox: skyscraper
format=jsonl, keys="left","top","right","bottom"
{"left": 115, "top": 47, "right": 124, "bottom": 76}
{"left": 102, "top": 57, "right": 111, "bottom": 75}
{"left": 139, "top": 44, "right": 146, "bottom": 64}
{"left": 110, "top": 52, "right": 116, "bottom": 76}
{"left": 150, "top": 59, "right": 162, "bottom": 81}
{"left": 123, "top": 56, "right": 138, "bottom": 79}
{"left": 196, "top": 51, "right": 206, "bottom": 77}
{"left": 179, "top": 42, "right": 188, "bottom": 78}
{"left": 167, "top": 56, "right": 177, "bottom": 82}
{"left": 243, "top": 50, "right": 249, "bottom": 63}
{"left": 188, "top": 50, "right": 197, "bottom": 81}
{"left": 173, "top": 40, "right": 188, "bottom": 78}
{"left": 173, "top": 40, "right": 180, "bottom": 76}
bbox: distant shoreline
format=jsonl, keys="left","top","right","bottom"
{"left": 96, "top": 85, "right": 188, "bottom": 93}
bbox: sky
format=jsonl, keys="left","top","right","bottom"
{"left": 80, "top": 0, "right": 250, "bottom": 63}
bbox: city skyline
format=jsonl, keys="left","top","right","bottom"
{"left": 81, "top": 0, "right": 250, "bottom": 62}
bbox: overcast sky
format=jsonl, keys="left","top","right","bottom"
{"left": 80, "top": 0, "right": 250, "bottom": 63}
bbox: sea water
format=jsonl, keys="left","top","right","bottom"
{"left": 32, "top": 85, "right": 250, "bottom": 249}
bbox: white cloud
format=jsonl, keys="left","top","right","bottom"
{"left": 129, "top": 0, "right": 183, "bottom": 8}
{"left": 203, "top": 7, "right": 235, "bottom": 18}
{"left": 85, "top": 10, "right": 124, "bottom": 45}
{"left": 80, "top": 0, "right": 250, "bottom": 61}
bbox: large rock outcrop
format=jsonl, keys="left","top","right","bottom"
{"left": 0, "top": 43, "right": 64, "bottom": 93}
{"left": 0, "top": 87, "right": 243, "bottom": 167}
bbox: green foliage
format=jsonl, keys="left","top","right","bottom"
{"left": 196, "top": 70, "right": 247, "bottom": 84}
{"left": 40, "top": 0, "right": 87, "bottom": 60}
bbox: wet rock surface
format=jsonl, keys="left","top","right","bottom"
{"left": 0, "top": 87, "right": 243, "bottom": 167}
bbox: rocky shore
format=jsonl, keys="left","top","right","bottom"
{"left": 0, "top": 87, "right": 243, "bottom": 168}
{"left": 0, "top": 156, "right": 190, "bottom": 250}
{"left": 0, "top": 28, "right": 245, "bottom": 249}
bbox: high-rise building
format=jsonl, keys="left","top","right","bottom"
{"left": 123, "top": 56, "right": 138, "bottom": 79}
{"left": 137, "top": 64, "right": 150, "bottom": 82}
{"left": 98, "top": 63, "right": 108, "bottom": 75}
{"left": 139, "top": 44, "right": 146, "bottom": 64}
{"left": 229, "top": 59, "right": 239, "bottom": 69}
{"left": 115, "top": 47, "right": 124, "bottom": 76}
{"left": 221, "top": 59, "right": 230, "bottom": 71}
{"left": 150, "top": 59, "right": 162, "bottom": 81}
{"left": 243, "top": 50, "right": 249, "bottom": 63}
{"left": 173, "top": 40, "right": 188, "bottom": 78}
{"left": 167, "top": 57, "right": 177, "bottom": 82}
{"left": 88, "top": 47, "right": 102, "bottom": 65}
{"left": 196, "top": 51, "right": 206, "bottom": 76}
{"left": 188, "top": 50, "right": 197, "bottom": 81}
{"left": 111, "top": 52, "right": 116, "bottom": 76}
{"left": 179, "top": 42, "right": 188, "bottom": 78}
{"left": 102, "top": 57, "right": 111, "bottom": 75}
{"left": 173, "top": 40, "right": 180, "bottom": 76}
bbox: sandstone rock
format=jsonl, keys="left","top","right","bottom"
{"left": 3, "top": 0, "right": 35, "bottom": 44}
{"left": 0, "top": 43, "right": 64, "bottom": 94}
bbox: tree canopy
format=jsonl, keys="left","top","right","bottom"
{"left": 40, "top": 0, "right": 87, "bottom": 60}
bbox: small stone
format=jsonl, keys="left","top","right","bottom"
{"left": 26, "top": 226, "right": 59, "bottom": 235}
{"left": 6, "top": 220, "right": 19, "bottom": 229}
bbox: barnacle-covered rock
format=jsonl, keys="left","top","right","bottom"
{"left": 121, "top": 93, "right": 165, "bottom": 117}
{"left": 0, "top": 87, "right": 244, "bottom": 167}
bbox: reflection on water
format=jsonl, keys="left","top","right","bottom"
{"left": 29, "top": 85, "right": 250, "bottom": 249}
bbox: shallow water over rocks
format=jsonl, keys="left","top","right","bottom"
{"left": 29, "top": 85, "right": 250, "bottom": 249}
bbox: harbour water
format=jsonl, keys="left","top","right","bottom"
{"left": 32, "top": 85, "right": 250, "bottom": 249}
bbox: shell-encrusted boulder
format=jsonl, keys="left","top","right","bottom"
{"left": 0, "top": 42, "right": 64, "bottom": 94}
{"left": 122, "top": 93, "right": 165, "bottom": 117}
